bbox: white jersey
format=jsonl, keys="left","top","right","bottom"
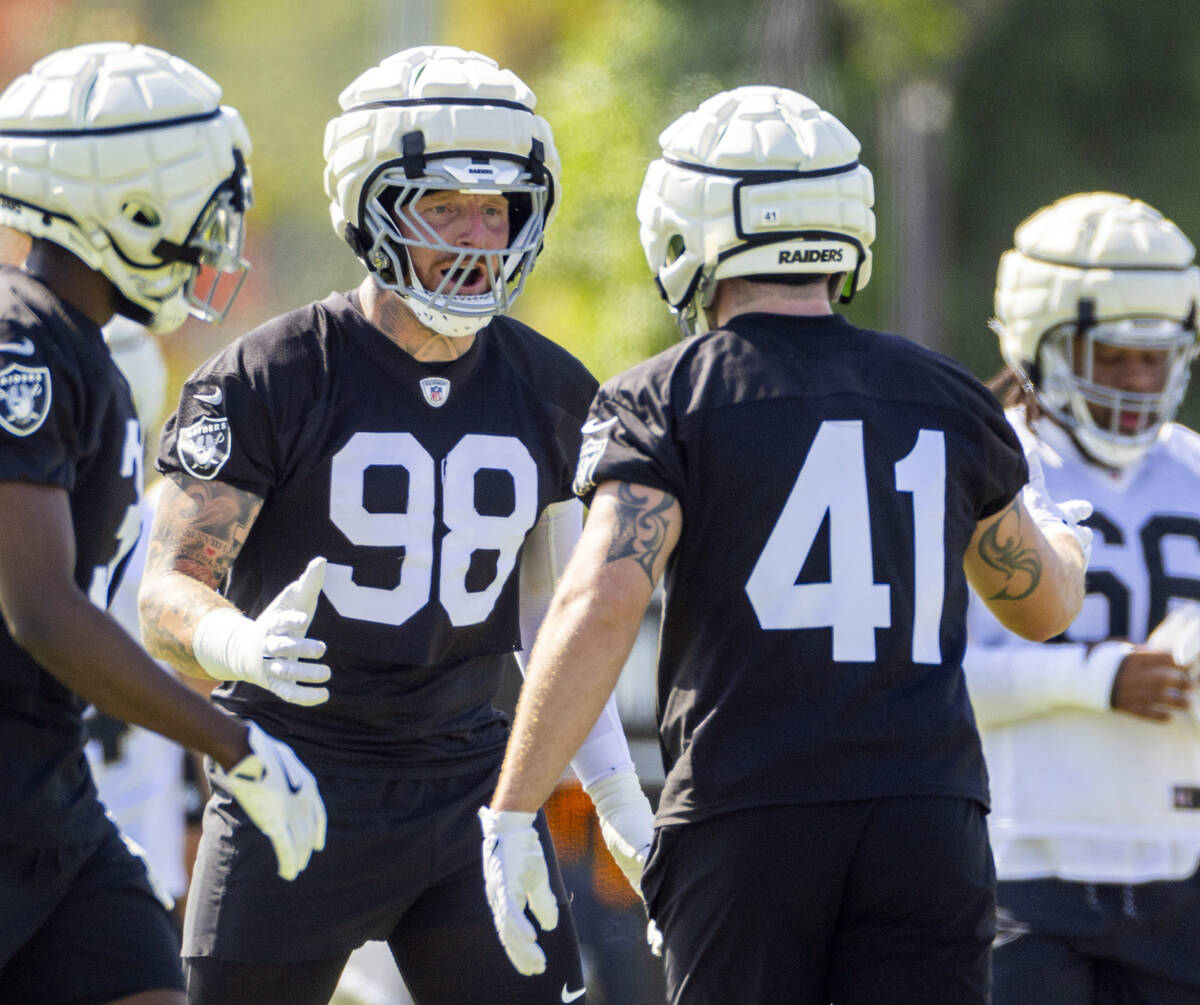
{"left": 84, "top": 479, "right": 190, "bottom": 898}
{"left": 965, "top": 410, "right": 1200, "bottom": 883}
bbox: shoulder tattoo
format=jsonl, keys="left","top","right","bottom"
{"left": 606, "top": 483, "right": 676, "bottom": 584}
{"left": 977, "top": 499, "right": 1043, "bottom": 601}
{"left": 146, "top": 479, "right": 260, "bottom": 590}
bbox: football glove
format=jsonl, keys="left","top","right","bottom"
{"left": 1022, "top": 452, "right": 1093, "bottom": 567}
{"left": 583, "top": 768, "right": 655, "bottom": 895}
{"left": 478, "top": 806, "right": 558, "bottom": 976}
{"left": 192, "top": 556, "right": 331, "bottom": 706}
{"left": 646, "top": 918, "right": 664, "bottom": 957}
{"left": 213, "top": 721, "right": 326, "bottom": 881}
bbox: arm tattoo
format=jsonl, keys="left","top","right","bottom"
{"left": 145, "top": 480, "right": 260, "bottom": 589}
{"left": 605, "top": 483, "right": 676, "bottom": 584}
{"left": 977, "top": 500, "right": 1043, "bottom": 601}
{"left": 142, "top": 478, "right": 262, "bottom": 669}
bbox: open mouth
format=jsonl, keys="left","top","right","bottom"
{"left": 1118, "top": 410, "right": 1155, "bottom": 433}
{"left": 439, "top": 262, "right": 489, "bottom": 294}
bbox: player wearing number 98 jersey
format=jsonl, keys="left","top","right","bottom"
{"left": 481, "top": 86, "right": 1091, "bottom": 1005}
{"left": 140, "top": 47, "right": 653, "bottom": 1005}
{"left": 156, "top": 293, "right": 594, "bottom": 761}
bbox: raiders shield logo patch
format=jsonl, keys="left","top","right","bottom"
{"left": 420, "top": 377, "right": 450, "bottom": 408}
{"left": 178, "top": 416, "right": 232, "bottom": 480}
{"left": 0, "top": 362, "right": 51, "bottom": 437}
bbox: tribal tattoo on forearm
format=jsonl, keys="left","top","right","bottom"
{"left": 606, "top": 483, "right": 676, "bottom": 584}
{"left": 977, "top": 499, "right": 1042, "bottom": 600}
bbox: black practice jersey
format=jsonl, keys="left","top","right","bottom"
{"left": 574, "top": 313, "right": 1027, "bottom": 825}
{"left": 157, "top": 291, "right": 597, "bottom": 774}
{"left": 0, "top": 266, "right": 143, "bottom": 846}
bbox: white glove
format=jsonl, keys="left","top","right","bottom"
{"left": 478, "top": 806, "right": 558, "bottom": 976}
{"left": 213, "top": 721, "right": 327, "bottom": 881}
{"left": 584, "top": 768, "right": 654, "bottom": 896}
{"left": 192, "top": 557, "right": 331, "bottom": 706}
{"left": 646, "top": 918, "right": 664, "bottom": 957}
{"left": 1022, "top": 452, "right": 1094, "bottom": 566}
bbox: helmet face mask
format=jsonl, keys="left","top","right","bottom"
{"left": 170, "top": 166, "right": 253, "bottom": 326}
{"left": 994, "top": 192, "right": 1200, "bottom": 468}
{"left": 360, "top": 158, "right": 549, "bottom": 333}
{"left": 323, "top": 46, "right": 560, "bottom": 338}
{"left": 0, "top": 43, "right": 254, "bottom": 333}
{"left": 1036, "top": 318, "right": 1197, "bottom": 467}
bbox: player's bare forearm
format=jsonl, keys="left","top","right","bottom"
{"left": 138, "top": 473, "right": 263, "bottom": 677}
{"left": 493, "top": 481, "right": 681, "bottom": 812}
{"left": 964, "top": 496, "right": 1085, "bottom": 642}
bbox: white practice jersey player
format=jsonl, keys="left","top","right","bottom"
{"left": 965, "top": 407, "right": 1200, "bottom": 883}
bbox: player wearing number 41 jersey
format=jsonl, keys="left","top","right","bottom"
{"left": 139, "top": 46, "right": 652, "bottom": 1005}
{"left": 482, "top": 86, "right": 1090, "bottom": 1005}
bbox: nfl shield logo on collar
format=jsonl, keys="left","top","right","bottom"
{"left": 420, "top": 377, "right": 451, "bottom": 408}
{"left": 0, "top": 362, "right": 51, "bottom": 437}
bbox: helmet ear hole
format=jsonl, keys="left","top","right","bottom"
{"left": 121, "top": 202, "right": 162, "bottom": 228}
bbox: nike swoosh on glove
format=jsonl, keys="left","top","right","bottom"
{"left": 584, "top": 768, "right": 655, "bottom": 895}
{"left": 192, "top": 557, "right": 331, "bottom": 705}
{"left": 478, "top": 806, "right": 558, "bottom": 975}
{"left": 214, "top": 721, "right": 327, "bottom": 880}
{"left": 1022, "top": 452, "right": 1094, "bottom": 566}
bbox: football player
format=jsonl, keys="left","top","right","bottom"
{"left": 0, "top": 43, "right": 325, "bottom": 1005}
{"left": 137, "top": 45, "right": 653, "bottom": 1005}
{"left": 965, "top": 192, "right": 1200, "bottom": 1003}
{"left": 479, "top": 85, "right": 1092, "bottom": 1004}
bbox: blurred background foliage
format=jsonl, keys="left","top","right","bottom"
{"left": 3, "top": 0, "right": 1200, "bottom": 427}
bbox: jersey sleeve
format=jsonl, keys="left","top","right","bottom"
{"left": 156, "top": 307, "right": 328, "bottom": 495}
{"left": 572, "top": 358, "right": 684, "bottom": 504}
{"left": 0, "top": 318, "right": 83, "bottom": 490}
{"left": 966, "top": 379, "right": 1028, "bottom": 519}
{"left": 157, "top": 359, "right": 276, "bottom": 494}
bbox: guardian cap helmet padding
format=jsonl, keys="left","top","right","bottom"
{"left": 324, "top": 45, "right": 560, "bottom": 337}
{"left": 636, "top": 85, "right": 875, "bottom": 336}
{"left": 994, "top": 192, "right": 1200, "bottom": 468}
{"left": 0, "top": 42, "right": 253, "bottom": 333}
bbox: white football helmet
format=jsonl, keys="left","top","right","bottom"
{"left": 323, "top": 45, "right": 559, "bottom": 338}
{"left": 0, "top": 42, "right": 252, "bottom": 334}
{"left": 994, "top": 192, "right": 1200, "bottom": 468}
{"left": 636, "top": 85, "right": 876, "bottom": 336}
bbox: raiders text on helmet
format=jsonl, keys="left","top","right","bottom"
{"left": 994, "top": 192, "right": 1200, "bottom": 468}
{"left": 323, "top": 45, "right": 560, "bottom": 337}
{"left": 0, "top": 42, "right": 253, "bottom": 333}
{"left": 636, "top": 85, "right": 876, "bottom": 336}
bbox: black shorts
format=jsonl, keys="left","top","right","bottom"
{"left": 641, "top": 796, "right": 995, "bottom": 1005}
{"left": 0, "top": 823, "right": 184, "bottom": 1004}
{"left": 184, "top": 760, "right": 586, "bottom": 1004}
{"left": 993, "top": 870, "right": 1200, "bottom": 1004}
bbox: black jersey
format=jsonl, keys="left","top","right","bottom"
{"left": 574, "top": 313, "right": 1027, "bottom": 826}
{"left": 0, "top": 266, "right": 144, "bottom": 846}
{"left": 157, "top": 291, "right": 597, "bottom": 774}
